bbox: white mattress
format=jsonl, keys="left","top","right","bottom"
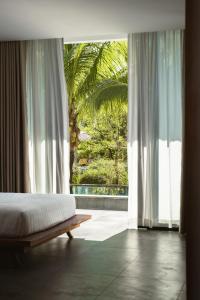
{"left": 0, "top": 193, "right": 76, "bottom": 238}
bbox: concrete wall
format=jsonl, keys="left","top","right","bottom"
{"left": 75, "top": 195, "right": 128, "bottom": 211}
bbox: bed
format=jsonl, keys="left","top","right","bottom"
{"left": 0, "top": 193, "right": 91, "bottom": 250}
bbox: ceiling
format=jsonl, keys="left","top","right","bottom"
{"left": 0, "top": 0, "right": 185, "bottom": 43}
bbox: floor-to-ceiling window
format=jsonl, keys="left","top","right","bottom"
{"left": 64, "top": 40, "right": 128, "bottom": 204}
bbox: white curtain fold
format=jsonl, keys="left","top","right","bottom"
{"left": 26, "top": 39, "right": 70, "bottom": 194}
{"left": 128, "top": 30, "right": 184, "bottom": 228}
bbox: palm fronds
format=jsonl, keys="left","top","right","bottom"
{"left": 64, "top": 40, "right": 128, "bottom": 110}
{"left": 86, "top": 79, "right": 128, "bottom": 110}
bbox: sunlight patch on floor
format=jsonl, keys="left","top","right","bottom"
{"left": 60, "top": 209, "right": 128, "bottom": 241}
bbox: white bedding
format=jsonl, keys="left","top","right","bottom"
{"left": 0, "top": 193, "right": 76, "bottom": 238}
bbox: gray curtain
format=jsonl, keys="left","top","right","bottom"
{"left": 128, "top": 30, "right": 184, "bottom": 228}
{"left": 0, "top": 41, "right": 30, "bottom": 192}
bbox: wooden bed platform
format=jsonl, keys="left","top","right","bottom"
{"left": 0, "top": 214, "right": 91, "bottom": 250}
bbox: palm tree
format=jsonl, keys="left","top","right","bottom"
{"left": 64, "top": 41, "right": 127, "bottom": 184}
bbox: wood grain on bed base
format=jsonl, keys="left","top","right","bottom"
{"left": 0, "top": 214, "right": 91, "bottom": 249}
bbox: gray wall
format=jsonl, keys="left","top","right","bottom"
{"left": 75, "top": 195, "right": 128, "bottom": 211}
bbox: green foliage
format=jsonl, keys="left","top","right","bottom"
{"left": 88, "top": 80, "right": 128, "bottom": 111}
{"left": 73, "top": 106, "right": 128, "bottom": 185}
{"left": 73, "top": 159, "right": 128, "bottom": 185}
{"left": 78, "top": 108, "right": 127, "bottom": 158}
{"left": 64, "top": 40, "right": 128, "bottom": 187}
{"left": 64, "top": 41, "right": 128, "bottom": 116}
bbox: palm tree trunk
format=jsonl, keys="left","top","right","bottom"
{"left": 69, "top": 150, "right": 74, "bottom": 192}
{"left": 69, "top": 98, "right": 80, "bottom": 192}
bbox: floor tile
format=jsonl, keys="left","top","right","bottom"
{"left": 97, "top": 276, "right": 183, "bottom": 300}
{"left": 120, "top": 260, "right": 185, "bottom": 282}
{"left": 0, "top": 210, "right": 186, "bottom": 300}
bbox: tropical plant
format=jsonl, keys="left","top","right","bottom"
{"left": 74, "top": 159, "right": 128, "bottom": 186}
{"left": 74, "top": 107, "right": 128, "bottom": 184}
{"left": 64, "top": 41, "right": 128, "bottom": 183}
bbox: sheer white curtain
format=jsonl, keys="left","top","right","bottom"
{"left": 128, "top": 30, "right": 184, "bottom": 228}
{"left": 26, "top": 39, "right": 70, "bottom": 194}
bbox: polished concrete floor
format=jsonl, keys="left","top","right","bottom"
{"left": 0, "top": 211, "right": 186, "bottom": 300}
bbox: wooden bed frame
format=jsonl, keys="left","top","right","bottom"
{"left": 0, "top": 214, "right": 91, "bottom": 251}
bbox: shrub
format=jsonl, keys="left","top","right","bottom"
{"left": 74, "top": 159, "right": 128, "bottom": 185}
